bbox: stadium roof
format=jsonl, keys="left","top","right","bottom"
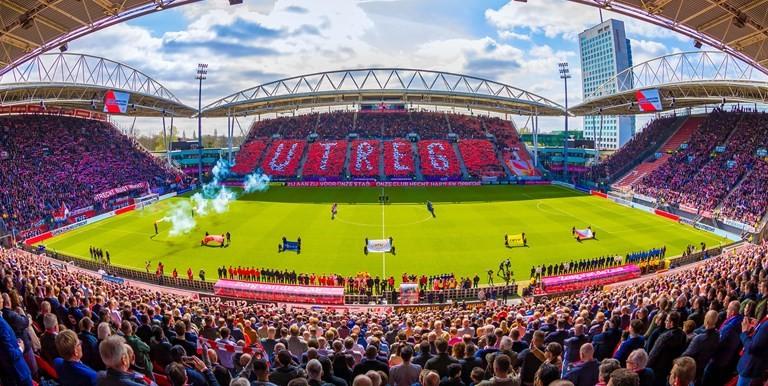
{"left": 0, "top": 0, "right": 200, "bottom": 76}
{"left": 200, "top": 68, "right": 567, "bottom": 117}
{"left": 0, "top": 52, "right": 196, "bottom": 117}
{"left": 569, "top": 51, "right": 768, "bottom": 115}
{"left": 572, "top": 0, "right": 768, "bottom": 75}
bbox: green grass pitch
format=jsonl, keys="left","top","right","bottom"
{"left": 39, "top": 185, "right": 728, "bottom": 282}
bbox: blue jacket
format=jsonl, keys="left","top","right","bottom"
{"left": 563, "top": 359, "right": 599, "bottom": 386}
{"left": 711, "top": 315, "right": 742, "bottom": 368}
{"left": 0, "top": 316, "right": 32, "bottom": 386}
{"left": 54, "top": 358, "right": 99, "bottom": 386}
{"left": 563, "top": 335, "right": 588, "bottom": 364}
{"left": 592, "top": 328, "right": 621, "bottom": 361}
{"left": 95, "top": 368, "right": 146, "bottom": 386}
{"left": 737, "top": 317, "right": 768, "bottom": 378}
{"left": 614, "top": 335, "right": 645, "bottom": 366}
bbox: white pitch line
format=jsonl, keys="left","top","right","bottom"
{"left": 381, "top": 187, "right": 386, "bottom": 278}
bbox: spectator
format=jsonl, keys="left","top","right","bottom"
{"left": 54, "top": 329, "right": 98, "bottom": 386}
{"left": 625, "top": 350, "right": 653, "bottom": 386}
{"left": 476, "top": 354, "right": 519, "bottom": 386}
{"left": 426, "top": 338, "right": 459, "bottom": 378}
{"left": 390, "top": 345, "right": 421, "bottom": 386}
{"left": 667, "top": 357, "right": 696, "bottom": 386}
{"left": 606, "top": 368, "right": 639, "bottom": 386}
{"left": 563, "top": 343, "right": 598, "bottom": 386}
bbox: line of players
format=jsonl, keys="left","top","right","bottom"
{"left": 330, "top": 200, "right": 436, "bottom": 220}
{"left": 88, "top": 246, "right": 110, "bottom": 264}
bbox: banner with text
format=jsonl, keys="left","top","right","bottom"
{"left": 367, "top": 239, "right": 392, "bottom": 253}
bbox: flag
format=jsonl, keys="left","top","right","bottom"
{"left": 53, "top": 203, "right": 69, "bottom": 221}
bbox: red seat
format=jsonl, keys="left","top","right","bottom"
{"left": 35, "top": 354, "right": 58, "bottom": 380}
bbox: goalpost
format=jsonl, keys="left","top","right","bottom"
{"left": 135, "top": 193, "right": 160, "bottom": 210}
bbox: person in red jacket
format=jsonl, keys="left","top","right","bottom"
{"left": 187, "top": 267, "right": 193, "bottom": 281}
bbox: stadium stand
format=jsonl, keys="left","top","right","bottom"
{"left": 418, "top": 140, "right": 461, "bottom": 179}
{"left": 260, "top": 140, "right": 306, "bottom": 177}
{"left": 409, "top": 112, "right": 448, "bottom": 139}
{"left": 1, "top": 238, "right": 765, "bottom": 386}
{"left": 316, "top": 112, "right": 353, "bottom": 139}
{"left": 232, "top": 112, "right": 540, "bottom": 181}
{"left": 383, "top": 139, "right": 416, "bottom": 178}
{"left": 610, "top": 117, "right": 700, "bottom": 189}
{"left": 230, "top": 139, "right": 268, "bottom": 175}
{"left": 301, "top": 140, "right": 347, "bottom": 178}
{"left": 633, "top": 110, "right": 768, "bottom": 217}
{"left": 447, "top": 113, "right": 485, "bottom": 139}
{"left": 0, "top": 115, "right": 186, "bottom": 235}
{"left": 720, "top": 160, "right": 768, "bottom": 226}
{"left": 592, "top": 116, "right": 681, "bottom": 183}
{"left": 349, "top": 140, "right": 381, "bottom": 178}
{"left": 457, "top": 139, "right": 505, "bottom": 178}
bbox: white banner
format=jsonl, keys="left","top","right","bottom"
{"left": 367, "top": 239, "right": 392, "bottom": 253}
{"left": 633, "top": 193, "right": 657, "bottom": 203}
{"left": 722, "top": 218, "right": 757, "bottom": 233}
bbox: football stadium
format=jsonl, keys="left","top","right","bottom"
{"left": 0, "top": 1, "right": 768, "bottom": 386}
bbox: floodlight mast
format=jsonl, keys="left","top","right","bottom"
{"left": 196, "top": 63, "right": 208, "bottom": 185}
{"left": 559, "top": 62, "right": 571, "bottom": 179}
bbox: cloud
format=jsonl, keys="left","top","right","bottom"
{"left": 486, "top": 0, "right": 686, "bottom": 42}
{"left": 69, "top": 0, "right": 698, "bottom": 137}
{"left": 498, "top": 30, "right": 531, "bottom": 41}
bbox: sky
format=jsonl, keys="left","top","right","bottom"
{"left": 68, "top": 0, "right": 699, "bottom": 137}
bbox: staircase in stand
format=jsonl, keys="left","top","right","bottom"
{"left": 342, "top": 140, "right": 353, "bottom": 180}
{"left": 452, "top": 141, "right": 470, "bottom": 179}
{"left": 714, "top": 167, "right": 753, "bottom": 213}
{"left": 295, "top": 141, "right": 311, "bottom": 178}
{"left": 412, "top": 142, "right": 424, "bottom": 181}
{"left": 496, "top": 148, "right": 514, "bottom": 179}
{"left": 613, "top": 117, "right": 701, "bottom": 189}
{"left": 378, "top": 141, "right": 386, "bottom": 181}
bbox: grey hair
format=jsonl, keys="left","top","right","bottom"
{"left": 99, "top": 335, "right": 127, "bottom": 368}
{"left": 307, "top": 359, "right": 323, "bottom": 378}
{"left": 230, "top": 378, "right": 251, "bottom": 386}
{"left": 43, "top": 313, "right": 58, "bottom": 330}
{"left": 627, "top": 349, "right": 649, "bottom": 369}
{"left": 499, "top": 336, "right": 513, "bottom": 351}
{"left": 97, "top": 322, "right": 112, "bottom": 340}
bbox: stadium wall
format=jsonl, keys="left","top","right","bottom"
{"left": 23, "top": 191, "right": 178, "bottom": 245}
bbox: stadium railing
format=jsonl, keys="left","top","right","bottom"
{"left": 30, "top": 246, "right": 517, "bottom": 305}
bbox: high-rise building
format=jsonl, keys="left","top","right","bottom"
{"left": 579, "top": 19, "right": 635, "bottom": 150}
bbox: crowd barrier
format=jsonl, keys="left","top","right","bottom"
{"left": 541, "top": 264, "right": 641, "bottom": 294}
{"left": 213, "top": 279, "right": 345, "bottom": 305}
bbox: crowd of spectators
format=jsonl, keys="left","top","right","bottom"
{"left": 633, "top": 110, "right": 743, "bottom": 212}
{"left": 0, "top": 115, "right": 186, "bottom": 234}
{"left": 720, "top": 160, "right": 768, "bottom": 226}
{"left": 260, "top": 140, "right": 306, "bottom": 177}
{"left": 418, "top": 140, "right": 461, "bottom": 178}
{"left": 349, "top": 140, "right": 381, "bottom": 178}
{"left": 354, "top": 113, "right": 411, "bottom": 139}
{"left": 1, "top": 236, "right": 767, "bottom": 386}
{"left": 231, "top": 140, "right": 268, "bottom": 175}
{"left": 301, "top": 141, "right": 347, "bottom": 178}
{"left": 233, "top": 112, "right": 538, "bottom": 180}
{"left": 447, "top": 115, "right": 485, "bottom": 139}
{"left": 590, "top": 117, "right": 679, "bottom": 181}
{"left": 316, "top": 112, "right": 354, "bottom": 139}
{"left": 384, "top": 140, "right": 415, "bottom": 178}
{"left": 457, "top": 140, "right": 504, "bottom": 178}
